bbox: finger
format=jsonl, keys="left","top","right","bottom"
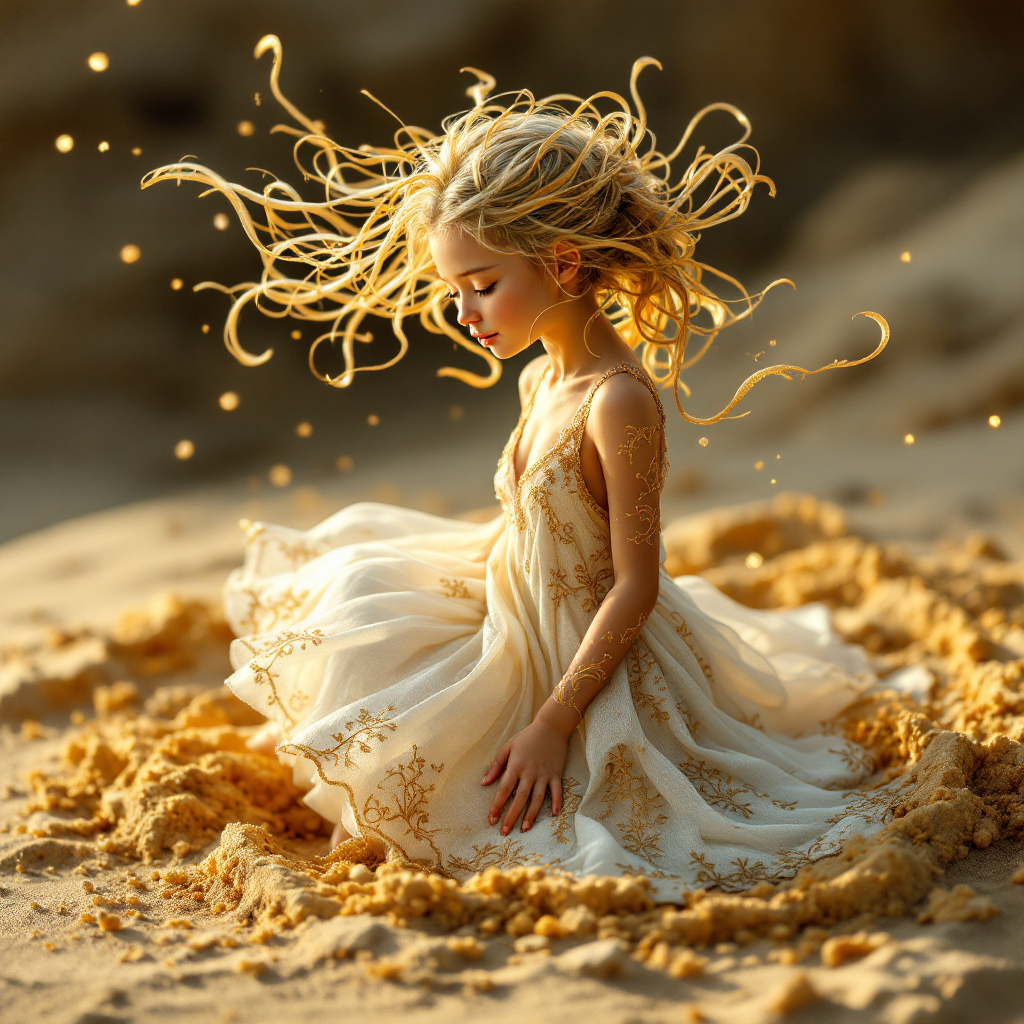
{"left": 521, "top": 779, "right": 549, "bottom": 832}
{"left": 482, "top": 744, "right": 511, "bottom": 786}
{"left": 488, "top": 769, "right": 518, "bottom": 825}
{"left": 550, "top": 775, "right": 563, "bottom": 817}
{"left": 501, "top": 776, "right": 535, "bottom": 835}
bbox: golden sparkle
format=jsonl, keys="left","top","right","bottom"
{"left": 745, "top": 552, "right": 763, "bottom": 569}
{"left": 290, "top": 329, "right": 302, "bottom": 340}
{"left": 98, "top": 141, "right": 110, "bottom": 153}
{"left": 367, "top": 414, "right": 380, "bottom": 426}
{"left": 170, "top": 278, "right": 184, "bottom": 291}
{"left": 904, "top": 433, "right": 915, "bottom": 445}
{"left": 131, "top": 146, "right": 142, "bottom": 156}
{"left": 254, "top": 92, "right": 262, "bottom": 106}
{"left": 201, "top": 324, "right": 210, "bottom": 334}
{"left": 769, "top": 339, "right": 776, "bottom": 347}
{"left": 268, "top": 464, "right": 292, "bottom": 488}
{"left": 237, "top": 120, "right": 255, "bottom": 137}
{"left": 219, "top": 392, "right": 240, "bottom": 411}
{"left": 55, "top": 134, "right": 74, "bottom": 153}
{"left": 336, "top": 455, "right": 354, "bottom": 472}
{"left": 698, "top": 437, "right": 709, "bottom": 447}
{"left": 754, "top": 460, "right": 764, "bottom": 471}
{"left": 87, "top": 52, "right": 109, "bottom": 72}
{"left": 295, "top": 421, "right": 313, "bottom": 438}
{"left": 213, "top": 212, "right": 230, "bottom": 231}
{"left": 119, "top": 244, "right": 141, "bottom": 264}
{"left": 127, "top": 0, "right": 142, "bottom": 5}
{"left": 770, "top": 478, "right": 777, "bottom": 485}
{"left": 174, "top": 440, "right": 195, "bottom": 461}
{"left": 988, "top": 414, "right": 1001, "bottom": 428}
{"left": 900, "top": 251, "right": 912, "bottom": 263}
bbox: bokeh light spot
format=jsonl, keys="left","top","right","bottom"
{"left": 201, "top": 324, "right": 210, "bottom": 334}
{"left": 988, "top": 414, "right": 1001, "bottom": 428}
{"left": 55, "top": 134, "right": 74, "bottom": 153}
{"left": 336, "top": 455, "right": 354, "bottom": 472}
{"left": 269, "top": 464, "right": 292, "bottom": 488}
{"left": 754, "top": 460, "right": 764, "bottom": 471}
{"left": 87, "top": 52, "right": 109, "bottom": 72}
{"left": 120, "top": 244, "right": 140, "bottom": 264}
{"left": 904, "top": 433, "right": 915, "bottom": 445}
{"left": 213, "top": 212, "right": 230, "bottom": 231}
{"left": 174, "top": 440, "right": 195, "bottom": 460}
{"left": 98, "top": 141, "right": 110, "bottom": 153}
{"left": 770, "top": 478, "right": 777, "bottom": 485}
{"left": 170, "top": 278, "right": 184, "bottom": 291}
{"left": 745, "top": 552, "right": 763, "bottom": 569}
{"left": 131, "top": 146, "right": 142, "bottom": 156}
{"left": 237, "top": 120, "right": 255, "bottom": 137}
{"left": 698, "top": 437, "right": 708, "bottom": 447}
{"left": 219, "top": 391, "right": 239, "bottom": 411}
{"left": 769, "top": 339, "right": 776, "bottom": 347}
{"left": 296, "top": 421, "right": 313, "bottom": 438}
{"left": 367, "top": 414, "right": 380, "bottom": 426}
{"left": 900, "top": 251, "right": 912, "bottom": 263}
{"left": 290, "top": 329, "right": 302, "bottom": 340}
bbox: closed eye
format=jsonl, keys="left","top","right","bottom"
{"left": 475, "top": 282, "right": 496, "bottom": 296}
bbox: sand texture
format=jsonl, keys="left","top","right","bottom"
{"left": 2, "top": 496, "right": 1023, "bottom": 1024}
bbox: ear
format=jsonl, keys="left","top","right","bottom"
{"left": 552, "top": 240, "right": 582, "bottom": 287}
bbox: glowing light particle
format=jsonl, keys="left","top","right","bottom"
{"left": 900, "top": 251, "right": 911, "bottom": 263}
{"left": 698, "top": 437, "right": 709, "bottom": 447}
{"left": 269, "top": 464, "right": 292, "bottom": 488}
{"left": 55, "top": 134, "right": 74, "bottom": 153}
{"left": 174, "top": 440, "right": 195, "bottom": 460}
{"left": 169, "top": 279, "right": 183, "bottom": 292}
{"left": 904, "top": 433, "right": 915, "bottom": 446}
{"left": 296, "top": 421, "right": 313, "bottom": 438}
{"left": 988, "top": 414, "right": 1001, "bottom": 428}
{"left": 745, "top": 552, "right": 763, "bottom": 569}
{"left": 213, "top": 212, "right": 230, "bottom": 231}
{"left": 131, "top": 147, "right": 141, "bottom": 156}
{"left": 367, "top": 414, "right": 380, "bottom": 426}
{"left": 336, "top": 455, "right": 354, "bottom": 472}
{"left": 769, "top": 339, "right": 776, "bottom": 347}
{"left": 200, "top": 324, "right": 211, "bottom": 335}
{"left": 120, "top": 244, "right": 140, "bottom": 264}
{"left": 754, "top": 460, "right": 764, "bottom": 471}
{"left": 127, "top": 0, "right": 142, "bottom": 6}
{"left": 87, "top": 52, "right": 109, "bottom": 72}
{"left": 219, "top": 392, "right": 239, "bottom": 411}
{"left": 254, "top": 92, "right": 261, "bottom": 106}
{"left": 237, "top": 120, "right": 255, "bottom": 137}
{"left": 770, "top": 478, "right": 777, "bottom": 485}
{"left": 448, "top": 405, "right": 464, "bottom": 421}
{"left": 776, "top": 454, "right": 781, "bottom": 459}
{"left": 98, "top": 141, "right": 109, "bottom": 152}
{"left": 290, "top": 329, "right": 302, "bottom": 340}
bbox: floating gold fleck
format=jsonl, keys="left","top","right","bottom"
{"left": 127, "top": 0, "right": 141, "bottom": 5}
{"left": 213, "top": 212, "right": 230, "bottom": 231}
{"left": 448, "top": 405, "right": 464, "bottom": 421}
{"left": 769, "top": 339, "right": 776, "bottom": 347}
{"left": 87, "top": 52, "right": 109, "bottom": 72}
{"left": 770, "top": 478, "right": 776, "bottom": 485}
{"left": 170, "top": 278, "right": 183, "bottom": 291}
{"left": 698, "top": 437, "right": 708, "bottom": 447}
{"left": 367, "top": 414, "right": 380, "bottom": 426}
{"left": 219, "top": 391, "right": 239, "bottom": 411}
{"left": 900, "top": 251, "right": 912, "bottom": 263}
{"left": 295, "top": 421, "right": 313, "bottom": 438}
{"left": 120, "top": 244, "right": 140, "bottom": 264}
{"left": 55, "top": 134, "right": 74, "bottom": 153}
{"left": 201, "top": 324, "right": 210, "bottom": 334}
{"left": 754, "top": 460, "right": 764, "bottom": 471}
{"left": 988, "top": 415, "right": 1001, "bottom": 428}
{"left": 254, "top": 92, "right": 261, "bottom": 106}
{"left": 268, "top": 464, "right": 292, "bottom": 487}
{"left": 904, "top": 433, "right": 915, "bottom": 445}
{"left": 131, "top": 146, "right": 142, "bottom": 156}
{"left": 174, "top": 440, "right": 194, "bottom": 460}
{"left": 336, "top": 455, "right": 354, "bottom": 472}
{"left": 745, "top": 552, "right": 763, "bottom": 569}
{"left": 237, "top": 120, "right": 255, "bottom": 137}
{"left": 98, "top": 141, "right": 110, "bottom": 153}
{"left": 776, "top": 454, "right": 781, "bottom": 459}
{"left": 290, "top": 329, "right": 302, "bottom": 340}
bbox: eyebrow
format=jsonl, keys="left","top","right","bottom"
{"left": 438, "top": 264, "right": 497, "bottom": 285}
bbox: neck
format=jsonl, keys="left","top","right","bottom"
{"left": 538, "top": 290, "right": 631, "bottom": 381}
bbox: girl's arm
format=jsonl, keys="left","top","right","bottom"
{"left": 483, "top": 374, "right": 663, "bottom": 834}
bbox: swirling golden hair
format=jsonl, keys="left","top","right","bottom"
{"left": 142, "top": 36, "right": 887, "bottom": 423}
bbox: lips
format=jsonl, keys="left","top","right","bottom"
{"left": 472, "top": 332, "right": 498, "bottom": 347}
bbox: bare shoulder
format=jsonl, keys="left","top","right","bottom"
{"left": 589, "top": 367, "right": 661, "bottom": 442}
{"left": 517, "top": 354, "right": 550, "bottom": 407}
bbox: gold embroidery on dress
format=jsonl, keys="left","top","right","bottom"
{"left": 236, "top": 584, "right": 309, "bottom": 636}
{"left": 553, "top": 653, "right": 613, "bottom": 717}
{"left": 439, "top": 577, "right": 471, "bottom": 599}
{"left": 670, "top": 611, "right": 714, "bottom": 685}
{"left": 678, "top": 755, "right": 797, "bottom": 819}
{"left": 598, "top": 744, "right": 667, "bottom": 862}
{"left": 551, "top": 775, "right": 582, "bottom": 844}
{"left": 239, "top": 519, "right": 326, "bottom": 570}
{"left": 237, "top": 628, "right": 325, "bottom": 727}
{"left": 362, "top": 745, "right": 446, "bottom": 861}
{"left": 675, "top": 700, "right": 700, "bottom": 735}
{"left": 447, "top": 838, "right": 544, "bottom": 873}
{"left": 547, "top": 559, "right": 613, "bottom": 613}
{"left": 278, "top": 705, "right": 397, "bottom": 771}
{"left": 628, "top": 646, "right": 670, "bottom": 725}
{"left": 619, "top": 611, "right": 647, "bottom": 648}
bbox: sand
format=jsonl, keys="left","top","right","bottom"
{"left": 2, "top": 491, "right": 1023, "bottom": 1024}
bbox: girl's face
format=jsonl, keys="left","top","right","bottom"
{"left": 429, "top": 230, "right": 563, "bottom": 360}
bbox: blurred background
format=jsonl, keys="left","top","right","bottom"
{"left": 1, "top": 0, "right": 1022, "bottom": 571}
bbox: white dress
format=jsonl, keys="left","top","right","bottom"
{"left": 223, "top": 362, "right": 894, "bottom": 898}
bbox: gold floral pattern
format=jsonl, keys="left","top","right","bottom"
{"left": 439, "top": 577, "right": 471, "bottom": 599}
{"left": 235, "top": 584, "right": 309, "bottom": 636}
{"left": 599, "top": 744, "right": 668, "bottom": 863}
{"left": 618, "top": 424, "right": 659, "bottom": 463}
{"left": 553, "top": 654, "right": 613, "bottom": 717}
{"left": 619, "top": 611, "right": 647, "bottom": 648}
{"left": 278, "top": 706, "right": 397, "bottom": 771}
{"left": 678, "top": 755, "right": 797, "bottom": 819}
{"left": 551, "top": 775, "right": 582, "bottom": 844}
{"left": 447, "top": 838, "right": 544, "bottom": 873}
{"left": 237, "top": 628, "right": 325, "bottom": 727}
{"left": 670, "top": 611, "right": 714, "bottom": 685}
{"left": 628, "top": 644, "right": 670, "bottom": 725}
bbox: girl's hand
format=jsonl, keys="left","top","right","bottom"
{"left": 482, "top": 718, "right": 569, "bottom": 834}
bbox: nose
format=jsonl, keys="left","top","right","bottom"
{"left": 456, "top": 295, "right": 479, "bottom": 327}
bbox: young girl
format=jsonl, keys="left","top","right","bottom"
{"left": 144, "top": 38, "right": 888, "bottom": 897}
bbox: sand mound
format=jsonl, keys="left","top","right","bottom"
{"left": 4, "top": 500, "right": 1024, "bottom": 972}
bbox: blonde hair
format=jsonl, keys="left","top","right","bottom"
{"left": 142, "top": 36, "right": 886, "bottom": 423}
